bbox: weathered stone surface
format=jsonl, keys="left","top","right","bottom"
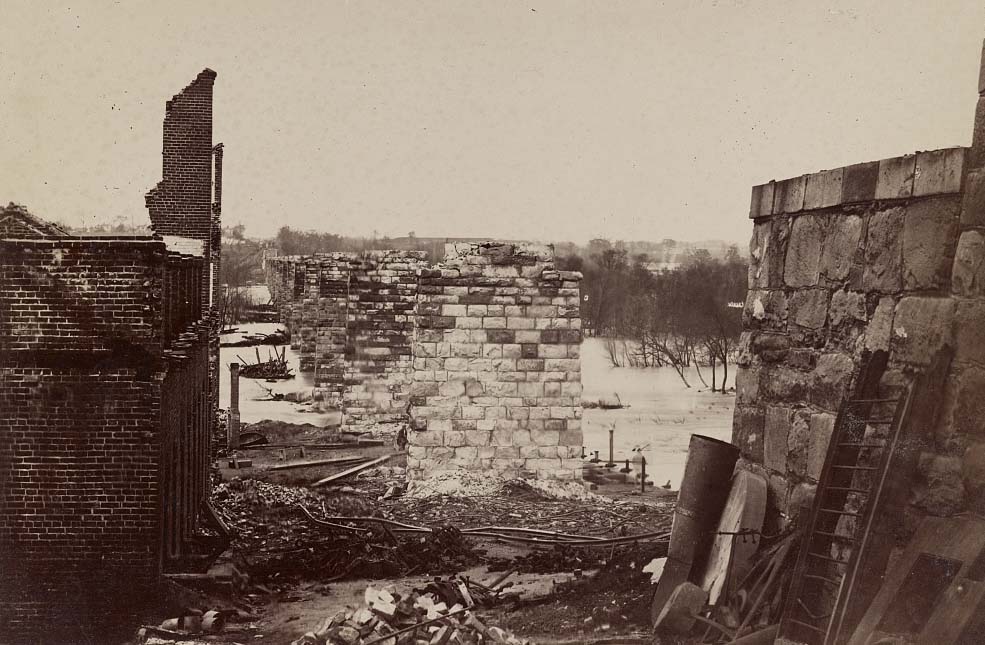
{"left": 804, "top": 168, "right": 844, "bottom": 210}
{"left": 807, "top": 413, "right": 836, "bottom": 481}
{"left": 952, "top": 230, "right": 985, "bottom": 296}
{"left": 749, "top": 182, "right": 775, "bottom": 219}
{"left": 913, "top": 148, "right": 964, "bottom": 197}
{"left": 902, "top": 197, "right": 960, "bottom": 291}
{"left": 734, "top": 366, "right": 760, "bottom": 405}
{"left": 863, "top": 207, "right": 904, "bottom": 293}
{"left": 962, "top": 443, "right": 985, "bottom": 515}
{"left": 913, "top": 453, "right": 965, "bottom": 516}
{"left": 841, "top": 161, "right": 880, "bottom": 204}
{"left": 787, "top": 289, "right": 829, "bottom": 329}
{"left": 748, "top": 221, "right": 771, "bottom": 289}
{"left": 784, "top": 215, "right": 826, "bottom": 287}
{"left": 960, "top": 167, "right": 985, "bottom": 229}
{"left": 891, "top": 297, "right": 955, "bottom": 367}
{"left": 767, "top": 217, "right": 790, "bottom": 289}
{"left": 955, "top": 299, "right": 985, "bottom": 366}
{"left": 864, "top": 296, "right": 896, "bottom": 352}
{"left": 820, "top": 215, "right": 863, "bottom": 283}
{"left": 939, "top": 367, "right": 985, "bottom": 452}
{"left": 731, "top": 406, "right": 765, "bottom": 463}
{"left": 761, "top": 365, "right": 811, "bottom": 403}
{"left": 875, "top": 154, "right": 915, "bottom": 200}
{"left": 828, "top": 290, "right": 866, "bottom": 329}
{"left": 750, "top": 333, "right": 791, "bottom": 363}
{"left": 786, "top": 410, "right": 812, "bottom": 477}
{"left": 811, "top": 353, "right": 854, "bottom": 411}
{"left": 764, "top": 406, "right": 793, "bottom": 472}
{"left": 774, "top": 175, "right": 807, "bottom": 214}
{"left": 787, "top": 482, "right": 817, "bottom": 523}
{"left": 744, "top": 289, "right": 787, "bottom": 330}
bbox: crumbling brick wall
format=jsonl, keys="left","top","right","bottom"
{"left": 407, "top": 243, "right": 584, "bottom": 480}
{"left": 145, "top": 69, "right": 220, "bottom": 310}
{"left": 0, "top": 238, "right": 213, "bottom": 641}
{"left": 265, "top": 252, "right": 427, "bottom": 423}
{"left": 344, "top": 251, "right": 426, "bottom": 423}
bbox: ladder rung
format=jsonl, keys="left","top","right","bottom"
{"left": 818, "top": 508, "right": 860, "bottom": 517}
{"left": 787, "top": 618, "right": 827, "bottom": 634}
{"left": 837, "top": 443, "right": 885, "bottom": 448}
{"left": 826, "top": 486, "right": 871, "bottom": 494}
{"left": 807, "top": 551, "right": 849, "bottom": 565}
{"left": 814, "top": 530, "right": 858, "bottom": 542}
{"left": 860, "top": 418, "right": 893, "bottom": 424}
{"left": 804, "top": 573, "right": 841, "bottom": 586}
{"left": 848, "top": 397, "right": 899, "bottom": 404}
{"left": 798, "top": 599, "right": 831, "bottom": 622}
{"left": 831, "top": 465, "right": 877, "bottom": 471}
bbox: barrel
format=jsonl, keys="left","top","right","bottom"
{"left": 652, "top": 434, "right": 740, "bottom": 625}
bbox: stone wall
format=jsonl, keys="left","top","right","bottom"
{"left": 263, "top": 244, "right": 586, "bottom": 476}
{"left": 735, "top": 148, "right": 972, "bottom": 526}
{"left": 735, "top": 129, "right": 985, "bottom": 538}
{"left": 407, "top": 243, "right": 584, "bottom": 480}
{"left": 266, "top": 251, "right": 427, "bottom": 423}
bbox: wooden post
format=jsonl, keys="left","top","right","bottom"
{"left": 228, "top": 362, "right": 240, "bottom": 450}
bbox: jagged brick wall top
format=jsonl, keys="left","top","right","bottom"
{"left": 145, "top": 69, "right": 217, "bottom": 309}
{"left": 749, "top": 147, "right": 966, "bottom": 218}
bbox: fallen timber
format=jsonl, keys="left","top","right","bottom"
{"left": 297, "top": 506, "right": 672, "bottom": 547}
{"left": 236, "top": 346, "right": 293, "bottom": 380}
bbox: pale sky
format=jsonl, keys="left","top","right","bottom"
{"left": 2, "top": 1, "right": 984, "bottom": 245}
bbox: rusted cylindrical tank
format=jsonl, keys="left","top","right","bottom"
{"left": 652, "top": 434, "right": 740, "bottom": 625}
{"left": 670, "top": 434, "right": 741, "bottom": 569}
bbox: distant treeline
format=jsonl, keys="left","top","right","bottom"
{"left": 558, "top": 240, "right": 747, "bottom": 391}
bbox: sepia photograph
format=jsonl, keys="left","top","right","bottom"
{"left": 2, "top": 2, "right": 985, "bottom": 644}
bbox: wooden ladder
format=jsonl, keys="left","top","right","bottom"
{"left": 778, "top": 351, "right": 915, "bottom": 645}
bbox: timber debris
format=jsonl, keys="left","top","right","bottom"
{"left": 236, "top": 346, "right": 294, "bottom": 380}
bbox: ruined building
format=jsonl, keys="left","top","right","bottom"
{"left": 265, "top": 242, "right": 584, "bottom": 480}
{"left": 0, "top": 70, "right": 223, "bottom": 642}
{"left": 733, "top": 47, "right": 985, "bottom": 643}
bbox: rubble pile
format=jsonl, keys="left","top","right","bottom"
{"left": 211, "top": 480, "right": 481, "bottom": 582}
{"left": 292, "top": 581, "right": 529, "bottom": 645}
{"left": 386, "top": 490, "right": 673, "bottom": 544}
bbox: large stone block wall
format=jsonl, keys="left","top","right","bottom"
{"left": 736, "top": 134, "right": 985, "bottom": 545}
{"left": 263, "top": 245, "right": 586, "bottom": 463}
{"left": 406, "top": 243, "right": 584, "bottom": 480}
{"left": 735, "top": 148, "right": 975, "bottom": 525}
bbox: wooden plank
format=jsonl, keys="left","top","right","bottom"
{"left": 268, "top": 456, "right": 369, "bottom": 471}
{"left": 311, "top": 452, "right": 405, "bottom": 487}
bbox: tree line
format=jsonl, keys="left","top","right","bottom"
{"left": 557, "top": 241, "right": 746, "bottom": 392}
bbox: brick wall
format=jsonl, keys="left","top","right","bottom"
{"left": 0, "top": 238, "right": 214, "bottom": 641}
{"left": 145, "top": 68, "right": 219, "bottom": 311}
{"left": 344, "top": 251, "right": 426, "bottom": 423}
{"left": 407, "top": 243, "right": 583, "bottom": 479}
